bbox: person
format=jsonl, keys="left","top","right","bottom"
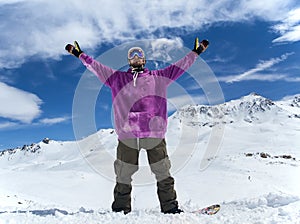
{"left": 65, "top": 38, "right": 209, "bottom": 214}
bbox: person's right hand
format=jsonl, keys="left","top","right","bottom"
{"left": 65, "top": 41, "right": 83, "bottom": 58}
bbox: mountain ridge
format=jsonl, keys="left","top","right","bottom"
{"left": 172, "top": 92, "right": 300, "bottom": 127}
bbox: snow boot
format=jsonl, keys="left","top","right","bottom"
{"left": 163, "top": 207, "right": 184, "bottom": 214}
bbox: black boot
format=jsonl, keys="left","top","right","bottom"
{"left": 112, "top": 205, "right": 131, "bottom": 215}
{"left": 163, "top": 207, "right": 184, "bottom": 214}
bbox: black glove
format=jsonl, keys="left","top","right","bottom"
{"left": 65, "top": 41, "right": 83, "bottom": 58}
{"left": 193, "top": 38, "right": 209, "bottom": 55}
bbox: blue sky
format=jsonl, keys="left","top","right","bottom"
{"left": 0, "top": 0, "right": 300, "bottom": 150}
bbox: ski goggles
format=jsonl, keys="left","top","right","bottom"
{"left": 128, "top": 47, "right": 145, "bottom": 60}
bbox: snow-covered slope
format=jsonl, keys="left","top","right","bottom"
{"left": 0, "top": 93, "right": 300, "bottom": 224}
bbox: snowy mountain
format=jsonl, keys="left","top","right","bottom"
{"left": 173, "top": 92, "right": 300, "bottom": 126}
{"left": 0, "top": 93, "right": 300, "bottom": 224}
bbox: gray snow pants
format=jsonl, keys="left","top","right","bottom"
{"left": 111, "top": 138, "right": 178, "bottom": 213}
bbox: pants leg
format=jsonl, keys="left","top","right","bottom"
{"left": 112, "top": 139, "right": 139, "bottom": 212}
{"left": 143, "top": 138, "right": 179, "bottom": 213}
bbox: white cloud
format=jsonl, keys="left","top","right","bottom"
{"left": 219, "top": 73, "right": 300, "bottom": 83}
{"left": 223, "top": 52, "right": 295, "bottom": 83}
{"left": 0, "top": 82, "right": 42, "bottom": 123}
{"left": 0, "top": 121, "right": 18, "bottom": 129}
{"left": 149, "top": 38, "right": 184, "bottom": 62}
{"left": 39, "top": 116, "right": 70, "bottom": 125}
{"left": 0, "top": 0, "right": 27, "bottom": 4}
{"left": 272, "top": 7, "right": 300, "bottom": 43}
{"left": 0, "top": 0, "right": 298, "bottom": 69}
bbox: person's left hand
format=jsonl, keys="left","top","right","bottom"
{"left": 193, "top": 38, "right": 209, "bottom": 55}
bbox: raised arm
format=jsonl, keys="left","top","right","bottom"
{"left": 65, "top": 41, "right": 115, "bottom": 86}
{"left": 154, "top": 38, "right": 209, "bottom": 83}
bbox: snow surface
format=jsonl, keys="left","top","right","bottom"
{"left": 0, "top": 93, "right": 300, "bottom": 224}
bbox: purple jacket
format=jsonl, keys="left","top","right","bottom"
{"left": 80, "top": 51, "right": 198, "bottom": 140}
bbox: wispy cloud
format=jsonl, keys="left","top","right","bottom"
{"left": 39, "top": 116, "right": 71, "bottom": 125}
{"left": 0, "top": 121, "right": 17, "bottom": 129}
{"left": 272, "top": 7, "right": 300, "bottom": 43}
{"left": 0, "top": 82, "right": 42, "bottom": 123}
{"left": 0, "top": 116, "right": 71, "bottom": 130}
{"left": 0, "top": 0, "right": 298, "bottom": 69}
{"left": 222, "top": 52, "right": 295, "bottom": 83}
{"left": 219, "top": 73, "right": 300, "bottom": 83}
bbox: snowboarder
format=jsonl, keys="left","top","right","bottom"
{"left": 65, "top": 38, "right": 209, "bottom": 214}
